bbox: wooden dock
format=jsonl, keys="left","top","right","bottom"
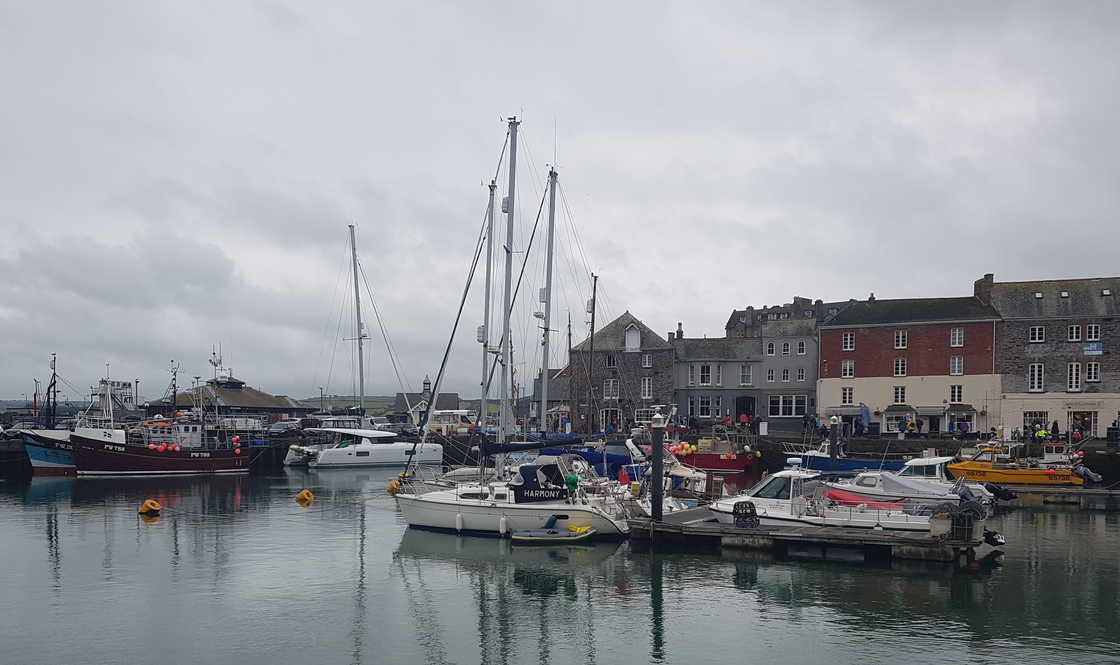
{"left": 628, "top": 508, "right": 984, "bottom": 564}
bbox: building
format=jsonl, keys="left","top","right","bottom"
{"left": 568, "top": 311, "right": 675, "bottom": 432}
{"left": 670, "top": 322, "right": 763, "bottom": 425}
{"left": 529, "top": 367, "right": 571, "bottom": 431}
{"left": 978, "top": 273, "right": 1120, "bottom": 437}
{"left": 818, "top": 294, "right": 1002, "bottom": 435}
{"left": 147, "top": 375, "right": 314, "bottom": 421}
{"left": 393, "top": 376, "right": 461, "bottom": 425}
{"left": 724, "top": 296, "right": 849, "bottom": 432}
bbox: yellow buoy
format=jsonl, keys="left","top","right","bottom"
{"left": 295, "top": 489, "right": 315, "bottom": 507}
{"left": 138, "top": 499, "right": 162, "bottom": 515}
{"left": 387, "top": 480, "right": 401, "bottom": 496}
{"left": 139, "top": 513, "right": 161, "bottom": 525}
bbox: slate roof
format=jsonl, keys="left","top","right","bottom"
{"left": 988, "top": 277, "right": 1120, "bottom": 319}
{"left": 572, "top": 311, "right": 672, "bottom": 351}
{"left": 821, "top": 297, "right": 1000, "bottom": 327}
{"left": 393, "top": 393, "right": 461, "bottom": 411}
{"left": 673, "top": 337, "right": 762, "bottom": 361}
{"left": 531, "top": 368, "right": 570, "bottom": 402}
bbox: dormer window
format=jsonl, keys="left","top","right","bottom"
{"left": 1060, "top": 291, "right": 1070, "bottom": 298}
{"left": 1034, "top": 292, "right": 1043, "bottom": 299}
{"left": 624, "top": 325, "right": 640, "bottom": 352}
{"left": 1104, "top": 289, "right": 1113, "bottom": 296}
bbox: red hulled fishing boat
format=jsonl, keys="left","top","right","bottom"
{"left": 70, "top": 428, "right": 263, "bottom": 475}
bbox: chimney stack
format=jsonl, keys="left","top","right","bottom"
{"left": 974, "top": 273, "right": 994, "bottom": 304}
{"left": 676, "top": 322, "right": 684, "bottom": 339}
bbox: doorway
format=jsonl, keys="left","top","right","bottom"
{"left": 735, "top": 396, "right": 755, "bottom": 421}
{"left": 1067, "top": 411, "right": 1098, "bottom": 437}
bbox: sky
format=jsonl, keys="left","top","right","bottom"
{"left": 2, "top": 1, "right": 1119, "bottom": 403}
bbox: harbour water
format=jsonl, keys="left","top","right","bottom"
{"left": 2, "top": 470, "right": 1118, "bottom": 665}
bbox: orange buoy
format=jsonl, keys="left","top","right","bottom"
{"left": 233, "top": 447, "right": 242, "bottom": 455}
{"left": 295, "top": 489, "right": 315, "bottom": 507}
{"left": 138, "top": 498, "right": 162, "bottom": 515}
{"left": 157, "top": 443, "right": 167, "bottom": 453}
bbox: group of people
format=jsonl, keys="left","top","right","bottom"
{"left": 686, "top": 413, "right": 762, "bottom": 435}
{"left": 1021, "top": 419, "right": 1091, "bottom": 444}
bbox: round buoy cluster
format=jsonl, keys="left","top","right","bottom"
{"left": 146, "top": 442, "right": 182, "bottom": 453}
{"left": 231, "top": 436, "right": 242, "bottom": 456}
{"left": 295, "top": 489, "right": 315, "bottom": 507}
{"left": 387, "top": 471, "right": 410, "bottom": 496}
{"left": 138, "top": 498, "right": 162, "bottom": 516}
{"left": 668, "top": 442, "right": 697, "bottom": 456}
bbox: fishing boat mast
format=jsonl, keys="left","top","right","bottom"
{"left": 478, "top": 180, "right": 496, "bottom": 432}
{"left": 499, "top": 117, "right": 519, "bottom": 444}
{"left": 538, "top": 167, "right": 558, "bottom": 434}
{"left": 348, "top": 224, "right": 367, "bottom": 421}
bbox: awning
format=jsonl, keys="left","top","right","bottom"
{"left": 883, "top": 404, "right": 916, "bottom": 413}
{"left": 946, "top": 403, "right": 976, "bottom": 413}
{"left": 825, "top": 406, "right": 862, "bottom": 416}
{"left": 916, "top": 406, "right": 945, "bottom": 416}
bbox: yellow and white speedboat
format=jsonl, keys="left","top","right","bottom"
{"left": 947, "top": 446, "right": 1087, "bottom": 486}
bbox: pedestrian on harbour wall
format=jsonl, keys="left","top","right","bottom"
{"left": 1051, "top": 420, "right": 1061, "bottom": 439}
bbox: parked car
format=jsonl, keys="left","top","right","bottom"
{"left": 268, "top": 420, "right": 303, "bottom": 433}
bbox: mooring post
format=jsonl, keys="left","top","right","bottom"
{"left": 651, "top": 406, "right": 667, "bottom": 522}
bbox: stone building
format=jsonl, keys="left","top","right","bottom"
{"left": 818, "top": 295, "right": 1002, "bottom": 435}
{"left": 978, "top": 273, "right": 1120, "bottom": 436}
{"left": 529, "top": 367, "right": 571, "bottom": 431}
{"left": 670, "top": 323, "right": 762, "bottom": 426}
{"left": 723, "top": 296, "right": 849, "bottom": 433}
{"left": 568, "top": 311, "right": 674, "bottom": 432}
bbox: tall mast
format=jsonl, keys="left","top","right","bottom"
{"left": 539, "top": 167, "right": 558, "bottom": 434}
{"left": 586, "top": 274, "right": 598, "bottom": 434}
{"left": 499, "top": 117, "right": 519, "bottom": 443}
{"left": 349, "top": 224, "right": 366, "bottom": 420}
{"left": 46, "top": 353, "right": 57, "bottom": 429}
{"left": 105, "top": 362, "right": 114, "bottom": 427}
{"left": 479, "top": 180, "right": 496, "bottom": 431}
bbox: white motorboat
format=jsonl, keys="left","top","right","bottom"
{"left": 285, "top": 428, "right": 442, "bottom": 468}
{"left": 394, "top": 454, "right": 632, "bottom": 537}
{"left": 708, "top": 468, "right": 974, "bottom": 533}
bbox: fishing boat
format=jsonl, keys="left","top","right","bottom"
{"left": 708, "top": 467, "right": 990, "bottom": 533}
{"left": 946, "top": 446, "right": 1099, "bottom": 486}
{"left": 19, "top": 354, "right": 75, "bottom": 474}
{"left": 666, "top": 430, "right": 759, "bottom": 473}
{"left": 70, "top": 427, "right": 263, "bottom": 475}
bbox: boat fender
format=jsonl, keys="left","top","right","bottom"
{"left": 295, "top": 489, "right": 315, "bottom": 506}
{"left": 455, "top": 513, "right": 463, "bottom": 533}
{"left": 499, "top": 516, "right": 508, "bottom": 535}
{"left": 138, "top": 499, "right": 162, "bottom": 516}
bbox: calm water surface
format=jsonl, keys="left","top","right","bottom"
{"left": 1, "top": 469, "right": 1118, "bottom": 665}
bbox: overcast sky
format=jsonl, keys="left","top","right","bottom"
{"left": 2, "top": 1, "right": 1119, "bottom": 403}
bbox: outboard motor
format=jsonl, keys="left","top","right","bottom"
{"left": 957, "top": 483, "right": 979, "bottom": 503}
{"left": 1072, "top": 465, "right": 1103, "bottom": 484}
{"left": 983, "top": 482, "right": 1017, "bottom": 501}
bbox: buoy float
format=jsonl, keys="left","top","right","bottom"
{"left": 233, "top": 447, "right": 242, "bottom": 455}
{"left": 387, "top": 480, "right": 401, "bottom": 495}
{"left": 147, "top": 443, "right": 156, "bottom": 450}
{"left": 295, "top": 489, "right": 315, "bottom": 507}
{"left": 157, "top": 443, "right": 167, "bottom": 453}
{"left": 138, "top": 498, "right": 162, "bottom": 515}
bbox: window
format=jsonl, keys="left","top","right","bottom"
{"left": 894, "top": 330, "right": 907, "bottom": 349}
{"left": 1028, "top": 363, "right": 1045, "bottom": 392}
{"left": 640, "top": 376, "right": 652, "bottom": 399}
{"left": 797, "top": 368, "right": 806, "bottom": 381}
{"left": 893, "top": 386, "right": 906, "bottom": 404}
{"left": 781, "top": 369, "right": 790, "bottom": 382}
{"left": 1034, "top": 292, "right": 1043, "bottom": 299}
{"left": 893, "top": 358, "right": 907, "bottom": 377}
{"left": 1067, "top": 363, "right": 1081, "bottom": 392}
{"left": 606, "top": 354, "right": 617, "bottom": 368}
{"left": 1104, "top": 289, "right": 1113, "bottom": 296}
{"left": 841, "top": 387, "right": 853, "bottom": 405}
{"left": 1029, "top": 326, "right": 1045, "bottom": 343}
{"left": 781, "top": 342, "right": 791, "bottom": 356}
{"left": 950, "top": 356, "right": 963, "bottom": 376}
{"left": 841, "top": 359, "right": 854, "bottom": 378}
{"left": 688, "top": 364, "right": 695, "bottom": 385}
{"left": 885, "top": 415, "right": 908, "bottom": 433}
{"left": 355, "top": 451, "right": 370, "bottom": 457}
{"left": 950, "top": 385, "right": 962, "bottom": 403}
{"left": 1023, "top": 411, "right": 1049, "bottom": 431}
{"left": 766, "top": 342, "right": 775, "bottom": 356}
{"left": 1087, "top": 324, "right": 1101, "bottom": 341}
{"left": 624, "top": 325, "right": 640, "bottom": 352}
{"left": 750, "top": 476, "right": 791, "bottom": 500}
{"left": 716, "top": 365, "right": 723, "bottom": 386}
{"left": 634, "top": 408, "right": 654, "bottom": 424}
{"left": 950, "top": 327, "right": 964, "bottom": 347}
{"left": 1068, "top": 325, "right": 1082, "bottom": 342}
{"left": 603, "top": 379, "right": 619, "bottom": 399}
{"left": 842, "top": 332, "right": 855, "bottom": 351}
{"left": 714, "top": 396, "right": 722, "bottom": 415}
{"left": 698, "top": 395, "right": 712, "bottom": 418}
{"left": 699, "top": 364, "right": 712, "bottom": 385}
{"left": 1060, "top": 291, "right": 1070, "bottom": 298}
{"left": 797, "top": 340, "right": 806, "bottom": 355}
{"left": 804, "top": 310, "right": 814, "bottom": 318}
{"left": 739, "top": 364, "right": 752, "bottom": 385}
{"left": 641, "top": 353, "right": 652, "bottom": 368}
{"left": 767, "top": 369, "right": 775, "bottom": 382}
{"left": 1087, "top": 362, "right": 1100, "bottom": 382}
{"left": 768, "top": 395, "right": 807, "bottom": 417}
{"left": 687, "top": 397, "right": 694, "bottom": 416}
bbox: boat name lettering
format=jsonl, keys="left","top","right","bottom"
{"left": 190, "top": 452, "right": 211, "bottom": 458}
{"left": 102, "top": 444, "right": 125, "bottom": 452}
{"left": 512, "top": 488, "right": 569, "bottom": 502}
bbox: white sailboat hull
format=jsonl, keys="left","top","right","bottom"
{"left": 394, "top": 492, "right": 629, "bottom": 537}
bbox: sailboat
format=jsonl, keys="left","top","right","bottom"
{"left": 285, "top": 225, "right": 443, "bottom": 469}
{"left": 394, "top": 119, "right": 632, "bottom": 538}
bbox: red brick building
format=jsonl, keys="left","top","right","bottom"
{"left": 817, "top": 296, "right": 1001, "bottom": 435}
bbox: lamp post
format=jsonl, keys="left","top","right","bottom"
{"left": 828, "top": 415, "right": 840, "bottom": 470}
{"left": 650, "top": 406, "right": 668, "bottom": 522}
